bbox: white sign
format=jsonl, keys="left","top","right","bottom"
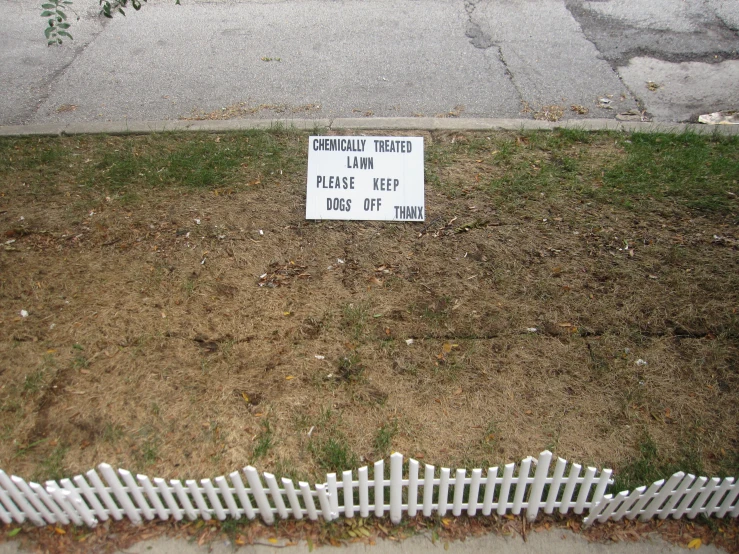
{"left": 306, "top": 136, "right": 425, "bottom": 221}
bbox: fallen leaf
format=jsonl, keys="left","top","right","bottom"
{"left": 55, "top": 527, "right": 66, "bottom": 535}
{"left": 688, "top": 538, "right": 702, "bottom": 549}
{"left": 268, "top": 538, "right": 278, "bottom": 544}
{"left": 7, "top": 528, "right": 21, "bottom": 537}
{"left": 285, "top": 375, "right": 295, "bottom": 380}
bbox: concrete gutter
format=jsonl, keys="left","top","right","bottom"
{"left": 0, "top": 529, "right": 727, "bottom": 554}
{"left": 1, "top": 118, "right": 738, "bottom": 137}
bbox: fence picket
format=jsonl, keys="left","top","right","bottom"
{"left": 511, "top": 458, "right": 531, "bottom": 515}
{"left": 186, "top": 481, "right": 211, "bottom": 520}
{"left": 452, "top": 469, "right": 465, "bottom": 516}
{"left": 215, "top": 476, "right": 241, "bottom": 519}
{"left": 673, "top": 477, "right": 706, "bottom": 519}
{"left": 583, "top": 493, "right": 612, "bottom": 525}
{"left": 659, "top": 474, "right": 694, "bottom": 520}
{"left": 627, "top": 480, "right": 664, "bottom": 520}
{"left": 730, "top": 490, "right": 739, "bottom": 518}
{"left": 0, "top": 483, "right": 24, "bottom": 523}
{"left": 639, "top": 473, "right": 684, "bottom": 521}
{"left": 613, "top": 487, "right": 645, "bottom": 521}
{"left": 171, "top": 480, "right": 198, "bottom": 520}
{"left": 60, "top": 479, "right": 97, "bottom": 527}
{"left": 120, "top": 470, "right": 154, "bottom": 521}
{"left": 98, "top": 465, "right": 141, "bottom": 524}
{"left": 688, "top": 477, "right": 721, "bottom": 519}
{"left": 407, "top": 460, "right": 419, "bottom": 517}
{"left": 202, "top": 479, "right": 227, "bottom": 520}
{"left": 358, "top": 467, "right": 370, "bottom": 518}
{"left": 716, "top": 482, "right": 739, "bottom": 518}
{"left": 544, "top": 458, "right": 567, "bottom": 514}
{"left": 229, "top": 471, "right": 255, "bottom": 520}
{"left": 46, "top": 484, "right": 82, "bottom": 526}
{"left": 481, "top": 467, "right": 497, "bottom": 516}
{"left": 526, "top": 451, "right": 552, "bottom": 521}
{"left": 30, "top": 482, "right": 68, "bottom": 525}
{"left": 12, "top": 477, "right": 56, "bottom": 524}
{"left": 0, "top": 472, "right": 43, "bottom": 526}
{"left": 299, "top": 482, "right": 318, "bottom": 520}
{"left": 438, "top": 468, "right": 450, "bottom": 516}
{"left": 283, "top": 478, "right": 303, "bottom": 520}
{"left": 374, "top": 460, "right": 384, "bottom": 517}
{"left": 559, "top": 463, "right": 581, "bottom": 514}
{"left": 422, "top": 465, "right": 435, "bottom": 517}
{"left": 596, "top": 491, "right": 629, "bottom": 523}
{"left": 573, "top": 467, "right": 596, "bottom": 515}
{"left": 87, "top": 468, "right": 123, "bottom": 521}
{"left": 497, "top": 464, "right": 515, "bottom": 515}
{"left": 264, "top": 473, "right": 288, "bottom": 520}
{"left": 72, "top": 475, "right": 108, "bottom": 522}
{"left": 315, "top": 484, "right": 333, "bottom": 520}
{"left": 590, "top": 469, "right": 612, "bottom": 512}
{"left": 390, "top": 453, "right": 403, "bottom": 524}
{"left": 467, "top": 469, "right": 482, "bottom": 516}
{"left": 704, "top": 478, "right": 734, "bottom": 516}
{"left": 156, "top": 478, "right": 183, "bottom": 521}
{"left": 138, "top": 475, "right": 169, "bottom": 520}
{"left": 0, "top": 500, "right": 12, "bottom": 525}
{"left": 244, "top": 467, "right": 274, "bottom": 524}
{"left": 327, "top": 473, "right": 340, "bottom": 518}
{"left": 343, "top": 471, "right": 355, "bottom": 518}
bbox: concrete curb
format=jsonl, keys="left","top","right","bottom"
{"left": 1, "top": 117, "right": 738, "bottom": 137}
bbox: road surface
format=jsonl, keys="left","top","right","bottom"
{"left": 1, "top": 0, "right": 738, "bottom": 125}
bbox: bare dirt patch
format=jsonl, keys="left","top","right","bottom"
{"left": 0, "top": 129, "right": 737, "bottom": 491}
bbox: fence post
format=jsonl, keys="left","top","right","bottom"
{"left": 374, "top": 460, "right": 385, "bottom": 517}
{"left": 244, "top": 467, "right": 274, "bottom": 524}
{"left": 526, "top": 451, "right": 552, "bottom": 521}
{"left": 452, "top": 469, "right": 466, "bottom": 516}
{"left": 98, "top": 464, "right": 141, "bottom": 524}
{"left": 407, "top": 460, "right": 419, "bottom": 517}
{"left": 390, "top": 453, "right": 403, "bottom": 523}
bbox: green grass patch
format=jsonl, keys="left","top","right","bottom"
{"left": 612, "top": 433, "right": 704, "bottom": 493}
{"left": 601, "top": 133, "right": 739, "bottom": 213}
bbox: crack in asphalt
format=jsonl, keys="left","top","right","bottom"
{"left": 462, "top": 0, "right": 524, "bottom": 106}
{"left": 463, "top": 0, "right": 495, "bottom": 49}
{"left": 26, "top": 17, "right": 110, "bottom": 124}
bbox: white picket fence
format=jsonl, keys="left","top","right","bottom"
{"left": 0, "top": 451, "right": 736, "bottom": 529}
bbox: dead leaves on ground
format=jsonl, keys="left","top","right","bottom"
{"left": 258, "top": 261, "right": 310, "bottom": 287}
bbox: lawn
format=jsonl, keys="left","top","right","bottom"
{"left": 0, "top": 128, "right": 737, "bottom": 495}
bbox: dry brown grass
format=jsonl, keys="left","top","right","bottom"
{"left": 0, "top": 130, "right": 737, "bottom": 488}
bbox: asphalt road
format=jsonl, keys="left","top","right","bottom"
{"left": 1, "top": 0, "right": 738, "bottom": 125}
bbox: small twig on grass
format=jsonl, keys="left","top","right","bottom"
{"left": 417, "top": 216, "right": 443, "bottom": 238}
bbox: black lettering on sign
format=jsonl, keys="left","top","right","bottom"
{"left": 393, "top": 206, "right": 424, "bottom": 220}
{"left": 313, "top": 138, "right": 366, "bottom": 152}
{"left": 318, "top": 176, "right": 355, "bottom": 189}
{"left": 363, "top": 198, "right": 382, "bottom": 211}
{"left": 373, "top": 178, "right": 400, "bottom": 191}
{"left": 326, "top": 198, "right": 352, "bottom": 212}
{"left": 373, "top": 140, "right": 412, "bottom": 153}
{"left": 346, "top": 156, "right": 374, "bottom": 169}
